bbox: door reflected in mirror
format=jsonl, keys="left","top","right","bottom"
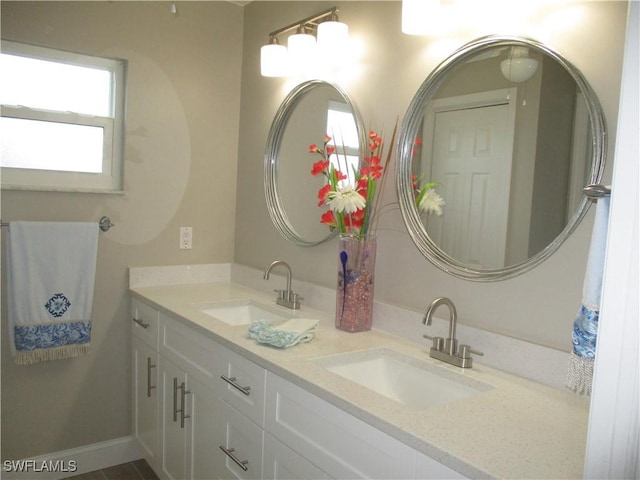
{"left": 397, "top": 36, "right": 606, "bottom": 280}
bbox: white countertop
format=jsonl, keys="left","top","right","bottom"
{"left": 130, "top": 281, "right": 590, "bottom": 479}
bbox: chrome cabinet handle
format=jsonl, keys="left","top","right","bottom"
{"left": 132, "top": 317, "right": 150, "bottom": 329}
{"left": 179, "top": 382, "right": 191, "bottom": 428}
{"left": 220, "top": 375, "right": 251, "bottom": 396}
{"left": 219, "top": 446, "right": 249, "bottom": 471}
{"left": 146, "top": 357, "right": 156, "bottom": 398}
{"left": 173, "top": 378, "right": 179, "bottom": 422}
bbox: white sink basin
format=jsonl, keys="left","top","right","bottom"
{"left": 197, "top": 299, "right": 291, "bottom": 326}
{"left": 316, "top": 348, "right": 492, "bottom": 409}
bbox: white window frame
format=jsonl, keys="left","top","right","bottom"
{"left": 1, "top": 41, "right": 126, "bottom": 193}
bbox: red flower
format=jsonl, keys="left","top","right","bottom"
{"left": 361, "top": 155, "right": 383, "bottom": 179}
{"left": 326, "top": 145, "right": 336, "bottom": 155}
{"left": 320, "top": 210, "right": 336, "bottom": 226}
{"left": 317, "top": 184, "right": 332, "bottom": 206}
{"left": 308, "top": 143, "right": 321, "bottom": 154}
{"left": 344, "top": 209, "right": 365, "bottom": 228}
{"left": 311, "top": 160, "right": 329, "bottom": 176}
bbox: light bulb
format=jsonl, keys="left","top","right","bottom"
{"left": 261, "top": 43, "right": 287, "bottom": 77}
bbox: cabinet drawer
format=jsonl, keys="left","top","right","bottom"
{"left": 213, "top": 397, "right": 264, "bottom": 480}
{"left": 266, "top": 372, "right": 415, "bottom": 480}
{"left": 214, "top": 344, "right": 266, "bottom": 427}
{"left": 132, "top": 299, "right": 159, "bottom": 349}
{"left": 159, "top": 313, "right": 218, "bottom": 388}
{"left": 263, "top": 433, "right": 330, "bottom": 480}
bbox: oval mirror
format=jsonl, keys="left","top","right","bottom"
{"left": 397, "top": 35, "right": 606, "bottom": 281}
{"left": 265, "top": 80, "right": 366, "bottom": 246}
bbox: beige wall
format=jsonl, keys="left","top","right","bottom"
{"left": 1, "top": 1, "right": 243, "bottom": 459}
{"left": 235, "top": 1, "right": 626, "bottom": 346}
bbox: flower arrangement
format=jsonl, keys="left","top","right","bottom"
{"left": 410, "top": 137, "right": 445, "bottom": 216}
{"left": 413, "top": 174, "right": 445, "bottom": 216}
{"left": 309, "top": 128, "right": 395, "bottom": 239}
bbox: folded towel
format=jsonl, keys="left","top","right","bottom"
{"left": 248, "top": 318, "right": 319, "bottom": 349}
{"left": 7, "top": 221, "right": 99, "bottom": 365}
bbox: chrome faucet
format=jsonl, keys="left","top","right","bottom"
{"left": 263, "top": 260, "right": 302, "bottom": 310}
{"left": 423, "top": 297, "right": 482, "bottom": 368}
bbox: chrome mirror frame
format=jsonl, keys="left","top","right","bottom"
{"left": 264, "top": 79, "right": 366, "bottom": 246}
{"left": 396, "top": 35, "right": 607, "bottom": 281}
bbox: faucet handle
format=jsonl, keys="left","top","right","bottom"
{"left": 458, "top": 344, "right": 484, "bottom": 359}
{"left": 423, "top": 334, "right": 444, "bottom": 351}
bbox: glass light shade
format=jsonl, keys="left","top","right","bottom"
{"left": 260, "top": 43, "right": 287, "bottom": 77}
{"left": 287, "top": 32, "right": 316, "bottom": 75}
{"left": 402, "top": 0, "right": 440, "bottom": 35}
{"left": 500, "top": 57, "right": 539, "bottom": 83}
{"left": 317, "top": 21, "right": 349, "bottom": 53}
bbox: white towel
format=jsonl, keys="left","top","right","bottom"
{"left": 248, "top": 318, "right": 319, "bottom": 349}
{"left": 566, "top": 197, "right": 610, "bottom": 395}
{"left": 7, "top": 221, "right": 99, "bottom": 365}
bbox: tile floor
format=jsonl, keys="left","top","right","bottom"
{"left": 63, "top": 459, "right": 158, "bottom": 480}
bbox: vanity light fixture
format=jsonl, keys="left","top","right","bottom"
{"left": 500, "top": 46, "right": 539, "bottom": 83}
{"left": 402, "top": 0, "right": 440, "bottom": 35}
{"left": 260, "top": 7, "right": 348, "bottom": 77}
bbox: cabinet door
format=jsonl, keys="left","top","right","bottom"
{"left": 132, "top": 336, "right": 159, "bottom": 469}
{"left": 160, "top": 357, "right": 192, "bottom": 480}
{"left": 212, "top": 398, "right": 264, "bottom": 480}
{"left": 190, "top": 379, "right": 220, "bottom": 480}
{"left": 263, "top": 433, "right": 329, "bottom": 480}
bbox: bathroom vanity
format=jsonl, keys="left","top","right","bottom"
{"left": 130, "top": 275, "right": 589, "bottom": 480}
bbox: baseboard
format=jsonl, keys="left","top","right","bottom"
{"left": 1, "top": 436, "right": 142, "bottom": 480}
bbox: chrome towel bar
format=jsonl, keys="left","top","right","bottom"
{"left": 0, "top": 216, "right": 115, "bottom": 232}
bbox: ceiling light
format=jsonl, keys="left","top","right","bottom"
{"left": 260, "top": 7, "right": 348, "bottom": 78}
{"left": 500, "top": 46, "right": 539, "bottom": 83}
{"left": 402, "top": 0, "right": 440, "bottom": 35}
{"left": 260, "top": 37, "right": 287, "bottom": 77}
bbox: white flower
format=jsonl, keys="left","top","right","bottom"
{"left": 326, "top": 186, "right": 366, "bottom": 214}
{"left": 419, "top": 188, "right": 445, "bottom": 216}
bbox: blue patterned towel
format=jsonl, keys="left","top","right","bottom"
{"left": 248, "top": 318, "right": 319, "bottom": 349}
{"left": 7, "top": 222, "right": 99, "bottom": 365}
{"left": 566, "top": 197, "right": 610, "bottom": 395}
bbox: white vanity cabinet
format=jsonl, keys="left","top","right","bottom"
{"left": 131, "top": 297, "right": 467, "bottom": 480}
{"left": 132, "top": 300, "right": 160, "bottom": 469}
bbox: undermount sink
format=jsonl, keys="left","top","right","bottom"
{"left": 197, "top": 298, "right": 291, "bottom": 326}
{"left": 316, "top": 348, "right": 492, "bottom": 409}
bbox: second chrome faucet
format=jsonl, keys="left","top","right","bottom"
{"left": 263, "top": 260, "right": 302, "bottom": 310}
{"left": 423, "top": 297, "right": 483, "bottom": 368}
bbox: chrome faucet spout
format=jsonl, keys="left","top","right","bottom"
{"left": 263, "top": 260, "right": 302, "bottom": 310}
{"left": 422, "top": 296, "right": 483, "bottom": 368}
{"left": 425, "top": 297, "right": 457, "bottom": 337}
{"left": 264, "top": 260, "right": 292, "bottom": 294}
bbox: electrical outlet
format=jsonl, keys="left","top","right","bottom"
{"left": 179, "top": 227, "right": 192, "bottom": 250}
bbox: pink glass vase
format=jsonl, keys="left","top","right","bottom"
{"left": 335, "top": 234, "right": 377, "bottom": 332}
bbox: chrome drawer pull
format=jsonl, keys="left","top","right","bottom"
{"left": 220, "top": 375, "right": 251, "bottom": 396}
{"left": 179, "top": 382, "right": 191, "bottom": 429}
{"left": 219, "top": 446, "right": 249, "bottom": 471}
{"left": 146, "top": 357, "right": 156, "bottom": 398}
{"left": 132, "top": 317, "right": 150, "bottom": 329}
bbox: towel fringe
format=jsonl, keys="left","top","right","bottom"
{"left": 15, "top": 343, "right": 91, "bottom": 366}
{"left": 565, "top": 353, "right": 594, "bottom": 395}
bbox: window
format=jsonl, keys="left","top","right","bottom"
{"left": 1, "top": 41, "right": 126, "bottom": 192}
{"left": 326, "top": 100, "right": 359, "bottom": 187}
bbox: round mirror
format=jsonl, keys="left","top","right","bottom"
{"left": 397, "top": 35, "right": 606, "bottom": 281}
{"left": 265, "top": 80, "right": 366, "bottom": 246}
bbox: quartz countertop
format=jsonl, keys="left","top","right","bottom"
{"left": 130, "top": 281, "right": 590, "bottom": 479}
